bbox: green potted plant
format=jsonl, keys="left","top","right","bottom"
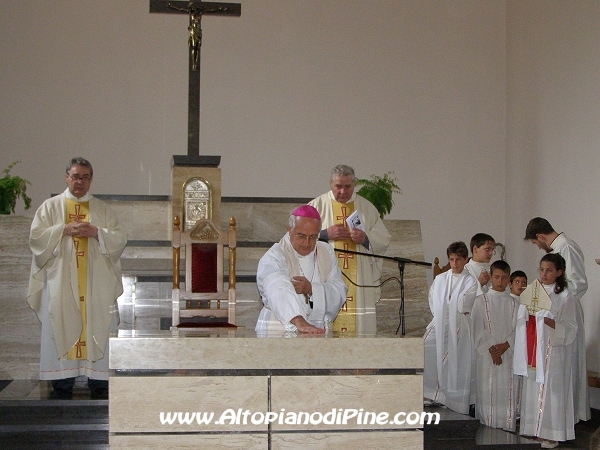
{"left": 0, "top": 161, "right": 32, "bottom": 214}
{"left": 356, "top": 171, "right": 401, "bottom": 219}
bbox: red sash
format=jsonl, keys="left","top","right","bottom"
{"left": 526, "top": 315, "right": 537, "bottom": 368}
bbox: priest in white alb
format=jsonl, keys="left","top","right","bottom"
{"left": 309, "top": 165, "right": 391, "bottom": 335}
{"left": 255, "top": 205, "right": 347, "bottom": 335}
{"left": 27, "top": 157, "right": 127, "bottom": 399}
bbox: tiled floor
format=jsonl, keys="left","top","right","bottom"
{"left": 424, "top": 405, "right": 596, "bottom": 450}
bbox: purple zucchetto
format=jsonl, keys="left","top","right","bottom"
{"left": 291, "top": 205, "right": 321, "bottom": 220}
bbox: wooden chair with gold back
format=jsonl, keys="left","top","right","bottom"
{"left": 432, "top": 257, "right": 451, "bottom": 279}
{"left": 172, "top": 216, "right": 237, "bottom": 328}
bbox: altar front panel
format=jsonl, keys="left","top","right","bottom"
{"left": 271, "top": 431, "right": 422, "bottom": 450}
{"left": 109, "top": 330, "right": 424, "bottom": 449}
{"left": 109, "top": 376, "right": 267, "bottom": 433}
{"left": 270, "top": 374, "right": 423, "bottom": 431}
{"left": 110, "top": 434, "right": 268, "bottom": 449}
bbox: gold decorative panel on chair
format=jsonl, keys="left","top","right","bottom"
{"left": 172, "top": 216, "right": 237, "bottom": 327}
{"left": 182, "top": 177, "right": 212, "bottom": 231}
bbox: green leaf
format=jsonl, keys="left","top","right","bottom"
{"left": 0, "top": 161, "right": 32, "bottom": 214}
{"left": 355, "top": 172, "right": 401, "bottom": 219}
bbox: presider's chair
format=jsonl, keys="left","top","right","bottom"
{"left": 171, "top": 216, "right": 237, "bottom": 327}
{"left": 433, "top": 257, "right": 451, "bottom": 278}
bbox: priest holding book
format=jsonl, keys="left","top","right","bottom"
{"left": 309, "top": 164, "right": 391, "bottom": 335}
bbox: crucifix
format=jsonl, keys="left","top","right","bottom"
{"left": 150, "top": 0, "right": 241, "bottom": 164}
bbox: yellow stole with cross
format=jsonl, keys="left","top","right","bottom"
{"left": 65, "top": 198, "right": 89, "bottom": 360}
{"left": 331, "top": 200, "right": 358, "bottom": 333}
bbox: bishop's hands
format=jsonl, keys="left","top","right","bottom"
{"left": 290, "top": 315, "right": 325, "bottom": 334}
{"left": 291, "top": 276, "right": 312, "bottom": 296}
{"left": 326, "top": 224, "right": 367, "bottom": 245}
{"left": 290, "top": 278, "right": 324, "bottom": 334}
{"left": 488, "top": 341, "right": 510, "bottom": 365}
{"left": 63, "top": 221, "right": 99, "bottom": 239}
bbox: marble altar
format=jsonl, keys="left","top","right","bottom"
{"left": 109, "top": 329, "right": 423, "bottom": 449}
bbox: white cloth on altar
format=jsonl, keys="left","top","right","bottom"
{"left": 471, "top": 289, "right": 519, "bottom": 430}
{"left": 550, "top": 232, "right": 590, "bottom": 422}
{"left": 27, "top": 189, "right": 127, "bottom": 380}
{"left": 517, "top": 283, "right": 577, "bottom": 442}
{"left": 464, "top": 260, "right": 491, "bottom": 296}
{"left": 309, "top": 191, "right": 391, "bottom": 335}
{"left": 255, "top": 233, "right": 347, "bottom": 334}
{"left": 423, "top": 269, "right": 477, "bottom": 414}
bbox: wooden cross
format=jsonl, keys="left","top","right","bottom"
{"left": 149, "top": 0, "right": 241, "bottom": 158}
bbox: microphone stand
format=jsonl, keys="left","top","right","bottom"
{"left": 334, "top": 248, "right": 431, "bottom": 336}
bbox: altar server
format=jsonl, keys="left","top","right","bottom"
{"left": 464, "top": 233, "right": 496, "bottom": 296}
{"left": 515, "top": 253, "right": 577, "bottom": 449}
{"left": 423, "top": 241, "right": 477, "bottom": 414}
{"left": 471, "top": 260, "right": 519, "bottom": 431}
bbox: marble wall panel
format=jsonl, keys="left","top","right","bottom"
{"left": 271, "top": 430, "right": 423, "bottom": 450}
{"left": 109, "top": 376, "right": 268, "bottom": 432}
{"left": 105, "top": 200, "right": 171, "bottom": 241}
{"left": 0, "top": 216, "right": 40, "bottom": 379}
{"left": 270, "top": 375, "right": 423, "bottom": 431}
{"left": 221, "top": 202, "right": 297, "bottom": 242}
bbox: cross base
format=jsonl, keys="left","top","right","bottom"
{"left": 171, "top": 155, "right": 221, "bottom": 167}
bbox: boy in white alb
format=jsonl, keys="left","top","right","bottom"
{"left": 465, "top": 233, "right": 495, "bottom": 296}
{"left": 509, "top": 271, "right": 527, "bottom": 301}
{"left": 509, "top": 270, "right": 527, "bottom": 419}
{"left": 471, "top": 260, "right": 519, "bottom": 431}
{"left": 424, "top": 241, "right": 477, "bottom": 414}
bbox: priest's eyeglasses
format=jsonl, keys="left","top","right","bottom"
{"left": 67, "top": 174, "right": 92, "bottom": 182}
{"left": 293, "top": 233, "right": 319, "bottom": 242}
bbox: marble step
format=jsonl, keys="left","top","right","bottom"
{"left": 0, "top": 430, "right": 107, "bottom": 450}
{"left": 0, "top": 400, "right": 108, "bottom": 428}
{"left": 0, "top": 399, "right": 108, "bottom": 449}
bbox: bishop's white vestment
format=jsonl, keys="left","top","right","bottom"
{"left": 550, "top": 232, "right": 590, "bottom": 422}
{"left": 28, "top": 189, "right": 127, "bottom": 380}
{"left": 471, "top": 289, "right": 519, "bottom": 430}
{"left": 423, "top": 269, "right": 477, "bottom": 414}
{"left": 515, "top": 283, "right": 577, "bottom": 442}
{"left": 255, "top": 234, "right": 347, "bottom": 334}
{"left": 309, "top": 192, "right": 391, "bottom": 335}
